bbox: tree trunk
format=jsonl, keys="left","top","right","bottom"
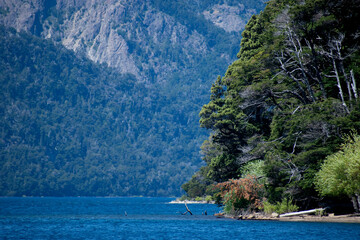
{"left": 339, "top": 60, "right": 352, "bottom": 102}
{"left": 350, "top": 70, "right": 358, "bottom": 101}
{"left": 297, "top": 53, "right": 316, "bottom": 103}
{"left": 279, "top": 208, "right": 325, "bottom": 217}
{"left": 182, "top": 203, "right": 193, "bottom": 215}
{"left": 352, "top": 195, "right": 359, "bottom": 213}
{"left": 331, "top": 56, "right": 350, "bottom": 113}
{"left": 278, "top": 57, "right": 309, "bottom": 104}
{"left": 287, "top": 29, "right": 316, "bottom": 103}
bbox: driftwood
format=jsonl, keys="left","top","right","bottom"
{"left": 182, "top": 203, "right": 193, "bottom": 215}
{"left": 214, "top": 212, "right": 225, "bottom": 218}
{"left": 279, "top": 208, "right": 325, "bottom": 217}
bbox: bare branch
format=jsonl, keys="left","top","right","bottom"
{"left": 330, "top": 52, "right": 350, "bottom": 113}
{"left": 292, "top": 106, "right": 301, "bottom": 115}
{"left": 350, "top": 70, "right": 358, "bottom": 101}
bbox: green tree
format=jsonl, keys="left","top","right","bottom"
{"left": 183, "top": 0, "right": 360, "bottom": 211}
{"left": 315, "top": 134, "right": 360, "bottom": 212}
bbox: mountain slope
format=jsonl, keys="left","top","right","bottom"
{"left": 0, "top": 27, "right": 205, "bottom": 196}
{"left": 0, "top": 0, "right": 261, "bottom": 84}
{"left": 0, "top": 0, "right": 265, "bottom": 196}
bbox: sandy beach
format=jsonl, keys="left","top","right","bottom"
{"left": 277, "top": 214, "right": 360, "bottom": 223}
{"left": 226, "top": 213, "right": 360, "bottom": 223}
{"left": 169, "top": 200, "right": 215, "bottom": 204}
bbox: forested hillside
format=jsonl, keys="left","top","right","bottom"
{"left": 0, "top": 27, "right": 208, "bottom": 196}
{"left": 0, "top": 27, "right": 181, "bottom": 196}
{"left": 183, "top": 0, "right": 360, "bottom": 212}
{"left": 0, "top": 1, "right": 265, "bottom": 196}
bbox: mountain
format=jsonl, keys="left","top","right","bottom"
{"left": 0, "top": 0, "right": 265, "bottom": 196}
{"left": 0, "top": 0, "right": 262, "bottom": 83}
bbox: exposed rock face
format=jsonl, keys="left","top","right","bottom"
{"left": 0, "top": 0, "right": 43, "bottom": 32}
{"left": 203, "top": 4, "right": 256, "bottom": 32}
{"left": 57, "top": 1, "right": 141, "bottom": 78}
{"left": 0, "top": 0, "right": 255, "bottom": 83}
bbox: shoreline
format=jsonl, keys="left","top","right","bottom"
{"left": 277, "top": 214, "right": 360, "bottom": 223}
{"left": 169, "top": 200, "right": 215, "bottom": 204}
{"left": 225, "top": 213, "right": 360, "bottom": 224}
{"left": 168, "top": 200, "right": 360, "bottom": 223}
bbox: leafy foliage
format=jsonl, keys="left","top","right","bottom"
{"left": 216, "top": 175, "right": 264, "bottom": 214}
{"left": 263, "top": 198, "right": 299, "bottom": 214}
{"left": 315, "top": 134, "right": 360, "bottom": 199}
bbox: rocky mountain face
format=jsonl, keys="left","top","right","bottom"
{"left": 0, "top": 0, "right": 259, "bottom": 83}
{"left": 0, "top": 0, "right": 264, "bottom": 196}
{"left": 203, "top": 3, "right": 256, "bottom": 32}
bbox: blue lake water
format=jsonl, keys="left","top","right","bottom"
{"left": 0, "top": 197, "right": 359, "bottom": 239}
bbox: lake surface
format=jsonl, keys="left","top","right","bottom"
{"left": 0, "top": 197, "right": 359, "bottom": 239}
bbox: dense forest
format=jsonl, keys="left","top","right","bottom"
{"left": 0, "top": 0, "right": 266, "bottom": 197}
{"left": 0, "top": 27, "right": 204, "bottom": 196}
{"left": 183, "top": 0, "right": 360, "bottom": 213}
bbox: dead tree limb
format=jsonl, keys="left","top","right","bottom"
{"left": 350, "top": 70, "right": 358, "bottom": 101}
{"left": 284, "top": 27, "right": 317, "bottom": 103}
{"left": 330, "top": 52, "right": 350, "bottom": 113}
{"left": 182, "top": 203, "right": 193, "bottom": 215}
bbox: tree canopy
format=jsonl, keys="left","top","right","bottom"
{"left": 183, "top": 0, "right": 360, "bottom": 212}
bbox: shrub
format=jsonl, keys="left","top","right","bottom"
{"left": 263, "top": 198, "right": 299, "bottom": 214}
{"left": 263, "top": 200, "right": 277, "bottom": 214}
{"left": 315, "top": 133, "right": 360, "bottom": 212}
{"left": 195, "top": 196, "right": 203, "bottom": 201}
{"left": 179, "top": 195, "right": 190, "bottom": 201}
{"left": 205, "top": 195, "right": 213, "bottom": 203}
{"left": 216, "top": 175, "right": 264, "bottom": 214}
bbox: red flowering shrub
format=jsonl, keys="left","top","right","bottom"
{"left": 216, "top": 175, "right": 264, "bottom": 213}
